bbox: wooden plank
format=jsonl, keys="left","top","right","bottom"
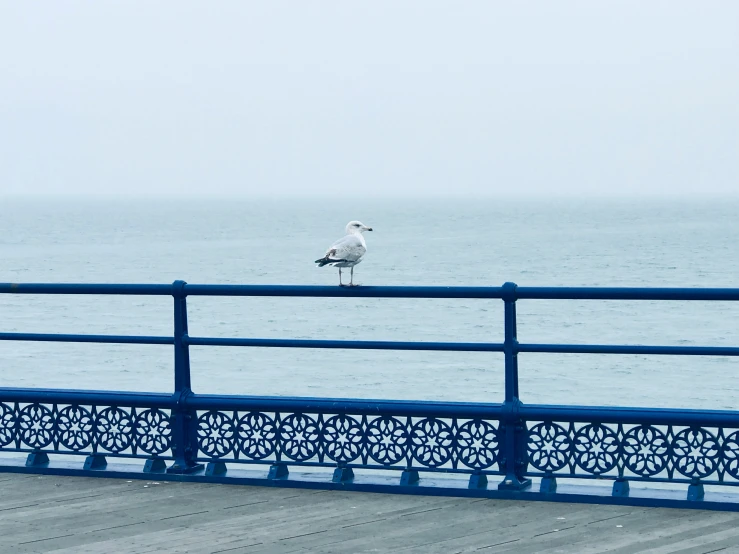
{"left": 2, "top": 474, "right": 739, "bottom": 554}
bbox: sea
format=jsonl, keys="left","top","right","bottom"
{"left": 0, "top": 196, "right": 737, "bottom": 411}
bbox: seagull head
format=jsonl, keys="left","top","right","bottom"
{"left": 346, "top": 221, "right": 373, "bottom": 234}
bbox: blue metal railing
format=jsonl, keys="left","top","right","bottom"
{"left": 1, "top": 281, "right": 739, "bottom": 509}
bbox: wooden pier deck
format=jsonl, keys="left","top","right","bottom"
{"left": 2, "top": 473, "right": 739, "bottom": 553}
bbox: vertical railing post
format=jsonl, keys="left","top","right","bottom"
{"left": 167, "top": 280, "right": 203, "bottom": 474}
{"left": 498, "top": 282, "right": 531, "bottom": 491}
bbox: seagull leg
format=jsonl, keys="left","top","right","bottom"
{"left": 338, "top": 268, "right": 344, "bottom": 287}
{"left": 350, "top": 266, "right": 356, "bottom": 286}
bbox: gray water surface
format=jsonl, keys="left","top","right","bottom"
{"left": 1, "top": 197, "right": 737, "bottom": 409}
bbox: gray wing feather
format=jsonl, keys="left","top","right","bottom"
{"left": 326, "top": 234, "right": 366, "bottom": 261}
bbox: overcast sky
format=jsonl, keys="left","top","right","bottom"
{"left": 0, "top": 1, "right": 737, "bottom": 198}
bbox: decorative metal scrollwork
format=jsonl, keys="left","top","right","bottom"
{"left": 410, "top": 418, "right": 454, "bottom": 467}
{"left": 95, "top": 407, "right": 134, "bottom": 453}
{"left": 622, "top": 425, "right": 668, "bottom": 477}
{"left": 279, "top": 413, "right": 319, "bottom": 462}
{"left": 672, "top": 427, "right": 719, "bottom": 479}
{"left": 18, "top": 404, "right": 54, "bottom": 449}
{"left": 197, "top": 411, "right": 235, "bottom": 458}
{"left": 135, "top": 409, "right": 172, "bottom": 455}
{"left": 527, "top": 422, "right": 571, "bottom": 472}
{"left": 456, "top": 419, "right": 498, "bottom": 469}
{"left": 237, "top": 412, "right": 277, "bottom": 460}
{"left": 366, "top": 416, "right": 408, "bottom": 465}
{"left": 322, "top": 414, "right": 363, "bottom": 463}
{"left": 57, "top": 405, "right": 94, "bottom": 451}
{"left": 0, "top": 402, "right": 16, "bottom": 447}
{"left": 573, "top": 423, "right": 619, "bottom": 474}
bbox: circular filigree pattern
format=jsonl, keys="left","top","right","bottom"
{"left": 456, "top": 420, "right": 498, "bottom": 469}
{"left": 96, "top": 407, "right": 134, "bottom": 453}
{"left": 135, "top": 409, "right": 171, "bottom": 455}
{"left": 0, "top": 403, "right": 15, "bottom": 447}
{"left": 573, "top": 424, "right": 619, "bottom": 474}
{"left": 237, "top": 412, "right": 277, "bottom": 460}
{"left": 672, "top": 427, "right": 719, "bottom": 479}
{"left": 722, "top": 431, "right": 739, "bottom": 480}
{"left": 278, "top": 414, "right": 319, "bottom": 462}
{"left": 410, "top": 418, "right": 454, "bottom": 468}
{"left": 322, "top": 415, "right": 363, "bottom": 463}
{"left": 57, "top": 405, "right": 94, "bottom": 451}
{"left": 197, "top": 411, "right": 235, "bottom": 458}
{"left": 18, "top": 404, "right": 54, "bottom": 449}
{"left": 622, "top": 425, "right": 669, "bottom": 477}
{"left": 527, "top": 422, "right": 571, "bottom": 472}
{"left": 366, "top": 416, "right": 408, "bottom": 466}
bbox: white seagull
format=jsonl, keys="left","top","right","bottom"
{"left": 315, "top": 220, "right": 373, "bottom": 286}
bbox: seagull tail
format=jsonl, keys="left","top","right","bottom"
{"left": 315, "top": 257, "right": 347, "bottom": 267}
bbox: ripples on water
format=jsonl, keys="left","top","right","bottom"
{"left": 1, "top": 196, "right": 737, "bottom": 409}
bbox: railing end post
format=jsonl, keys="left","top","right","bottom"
{"left": 172, "top": 280, "right": 188, "bottom": 298}
{"left": 688, "top": 479, "right": 704, "bottom": 501}
{"left": 332, "top": 466, "right": 355, "bottom": 484}
{"left": 25, "top": 451, "right": 49, "bottom": 468}
{"left": 205, "top": 461, "right": 228, "bottom": 476}
{"left": 468, "top": 472, "right": 488, "bottom": 490}
{"left": 268, "top": 463, "right": 289, "bottom": 480}
{"left": 400, "top": 469, "right": 420, "bottom": 486}
{"left": 501, "top": 282, "right": 518, "bottom": 302}
{"left": 612, "top": 478, "right": 629, "bottom": 497}
{"left": 83, "top": 454, "right": 107, "bottom": 471}
{"left": 540, "top": 474, "right": 557, "bottom": 494}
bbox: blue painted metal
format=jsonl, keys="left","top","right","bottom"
{"left": 167, "top": 281, "right": 203, "bottom": 475}
{"left": 1, "top": 280, "right": 739, "bottom": 510}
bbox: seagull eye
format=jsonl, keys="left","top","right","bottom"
{"left": 354, "top": 224, "right": 360, "bottom": 227}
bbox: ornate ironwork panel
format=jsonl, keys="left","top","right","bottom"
{"left": 194, "top": 411, "right": 502, "bottom": 472}
{"left": 526, "top": 420, "right": 739, "bottom": 484}
{"left": 0, "top": 402, "right": 173, "bottom": 458}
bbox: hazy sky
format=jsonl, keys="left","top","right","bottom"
{"left": 1, "top": 1, "right": 737, "bottom": 198}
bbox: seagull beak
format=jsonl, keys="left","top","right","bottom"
{"left": 366, "top": 227, "right": 373, "bottom": 232}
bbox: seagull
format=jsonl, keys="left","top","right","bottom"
{"left": 315, "top": 221, "right": 373, "bottom": 286}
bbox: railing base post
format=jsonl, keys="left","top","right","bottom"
{"left": 612, "top": 478, "right": 629, "bottom": 497}
{"left": 25, "top": 451, "right": 49, "bottom": 468}
{"left": 83, "top": 455, "right": 107, "bottom": 471}
{"left": 205, "top": 462, "right": 227, "bottom": 476}
{"left": 688, "top": 480, "right": 704, "bottom": 501}
{"left": 143, "top": 458, "right": 167, "bottom": 473}
{"left": 497, "top": 476, "right": 532, "bottom": 491}
{"left": 400, "top": 469, "right": 419, "bottom": 486}
{"left": 468, "top": 473, "right": 488, "bottom": 490}
{"left": 332, "top": 466, "right": 354, "bottom": 484}
{"left": 268, "top": 463, "right": 289, "bottom": 480}
{"left": 540, "top": 475, "right": 557, "bottom": 493}
{"left": 167, "top": 461, "right": 204, "bottom": 475}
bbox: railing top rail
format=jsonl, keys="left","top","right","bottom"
{"left": 1, "top": 282, "right": 739, "bottom": 301}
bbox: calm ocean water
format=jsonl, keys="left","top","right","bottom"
{"left": 0, "top": 196, "right": 737, "bottom": 410}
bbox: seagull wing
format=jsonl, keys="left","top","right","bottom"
{"left": 326, "top": 234, "right": 366, "bottom": 262}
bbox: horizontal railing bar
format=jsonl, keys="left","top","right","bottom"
{"left": 186, "top": 394, "right": 504, "bottom": 418}
{"left": 519, "top": 404, "right": 739, "bottom": 426}
{"left": 4, "top": 388, "right": 739, "bottom": 427}
{"left": 182, "top": 284, "right": 506, "bottom": 298}
{"left": 515, "top": 286, "right": 739, "bottom": 301}
{"left": 0, "top": 332, "right": 174, "bottom": 345}
{"left": 0, "top": 388, "right": 175, "bottom": 407}
{"left": 0, "top": 283, "right": 174, "bottom": 295}
{"left": 1, "top": 332, "right": 734, "bottom": 357}
{"left": 2, "top": 282, "right": 738, "bottom": 301}
{"left": 185, "top": 336, "right": 505, "bottom": 352}
{"left": 518, "top": 343, "right": 739, "bottom": 356}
